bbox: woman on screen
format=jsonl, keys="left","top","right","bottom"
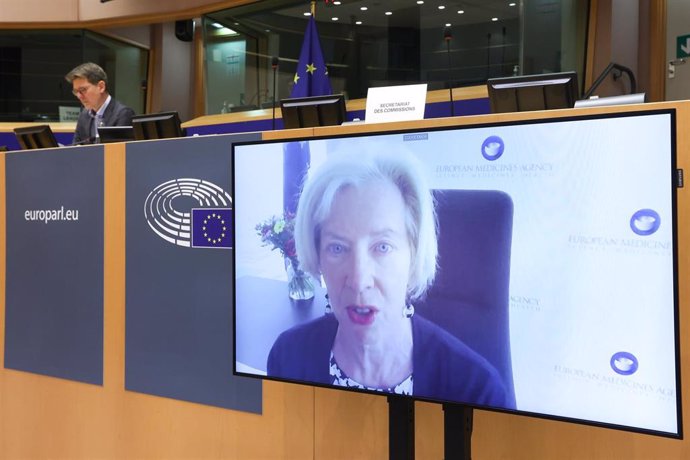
{"left": 267, "top": 150, "right": 511, "bottom": 406}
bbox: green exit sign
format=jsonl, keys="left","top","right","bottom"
{"left": 677, "top": 34, "right": 690, "bottom": 58}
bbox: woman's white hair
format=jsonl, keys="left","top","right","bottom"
{"left": 294, "top": 148, "right": 438, "bottom": 301}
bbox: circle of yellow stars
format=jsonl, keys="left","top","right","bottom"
{"left": 202, "top": 213, "right": 227, "bottom": 245}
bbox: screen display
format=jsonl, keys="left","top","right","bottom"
{"left": 232, "top": 110, "right": 681, "bottom": 437}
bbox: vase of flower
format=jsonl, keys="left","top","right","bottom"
{"left": 286, "top": 258, "right": 315, "bottom": 301}
{"left": 256, "top": 211, "right": 315, "bottom": 301}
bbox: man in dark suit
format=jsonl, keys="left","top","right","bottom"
{"left": 65, "top": 62, "right": 135, "bottom": 145}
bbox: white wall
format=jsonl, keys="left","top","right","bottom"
{"left": 601, "top": 0, "right": 639, "bottom": 96}
{"left": 666, "top": 0, "right": 690, "bottom": 101}
{"left": 156, "top": 21, "right": 195, "bottom": 122}
{"left": 103, "top": 22, "right": 195, "bottom": 121}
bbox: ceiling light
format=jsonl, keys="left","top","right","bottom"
{"left": 217, "top": 27, "right": 238, "bottom": 36}
{"left": 356, "top": 20, "right": 362, "bottom": 24}
{"left": 211, "top": 22, "right": 223, "bottom": 29}
{"left": 332, "top": 17, "right": 339, "bottom": 21}
{"left": 509, "top": 2, "right": 517, "bottom": 6}
{"left": 385, "top": 11, "right": 392, "bottom": 15}
{"left": 445, "top": 23, "right": 451, "bottom": 27}
{"left": 492, "top": 17, "right": 498, "bottom": 21}
{"left": 458, "top": 10, "right": 465, "bottom": 14}
{"left": 333, "top": 1, "right": 342, "bottom": 4}
{"left": 438, "top": 5, "right": 446, "bottom": 9}
{"left": 417, "top": 0, "right": 424, "bottom": 3}
{"left": 303, "top": 12, "right": 311, "bottom": 16}
{"left": 361, "top": 6, "right": 368, "bottom": 10}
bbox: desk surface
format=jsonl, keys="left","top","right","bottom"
{"left": 235, "top": 275, "right": 326, "bottom": 372}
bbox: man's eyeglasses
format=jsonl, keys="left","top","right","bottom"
{"left": 72, "top": 85, "right": 93, "bottom": 96}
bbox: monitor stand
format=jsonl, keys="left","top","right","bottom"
{"left": 443, "top": 403, "right": 473, "bottom": 460}
{"left": 387, "top": 397, "right": 473, "bottom": 460}
{"left": 388, "top": 396, "right": 415, "bottom": 459}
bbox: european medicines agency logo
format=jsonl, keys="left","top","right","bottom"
{"left": 481, "top": 135, "right": 505, "bottom": 161}
{"left": 144, "top": 178, "right": 232, "bottom": 249}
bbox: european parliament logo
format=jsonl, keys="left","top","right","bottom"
{"left": 144, "top": 178, "right": 232, "bottom": 249}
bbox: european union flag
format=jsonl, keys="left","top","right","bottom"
{"left": 191, "top": 208, "right": 233, "bottom": 249}
{"left": 291, "top": 16, "right": 333, "bottom": 97}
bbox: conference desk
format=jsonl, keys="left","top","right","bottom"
{"left": 0, "top": 101, "right": 688, "bottom": 459}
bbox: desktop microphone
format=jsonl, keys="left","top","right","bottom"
{"left": 271, "top": 56, "right": 279, "bottom": 130}
{"left": 444, "top": 27, "right": 455, "bottom": 117}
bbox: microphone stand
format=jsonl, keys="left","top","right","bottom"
{"left": 272, "top": 56, "right": 279, "bottom": 130}
{"left": 444, "top": 27, "right": 455, "bottom": 117}
{"left": 501, "top": 26, "right": 506, "bottom": 75}
{"left": 486, "top": 32, "right": 492, "bottom": 79}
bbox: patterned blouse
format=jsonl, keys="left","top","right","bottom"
{"left": 329, "top": 351, "right": 413, "bottom": 395}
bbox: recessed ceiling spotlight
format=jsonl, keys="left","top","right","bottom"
{"left": 445, "top": 23, "right": 451, "bottom": 27}
{"left": 360, "top": 6, "right": 367, "bottom": 10}
{"left": 458, "top": 10, "right": 465, "bottom": 14}
{"left": 491, "top": 17, "right": 499, "bottom": 21}
{"left": 509, "top": 2, "right": 516, "bottom": 6}
{"left": 385, "top": 11, "right": 392, "bottom": 15}
{"left": 303, "top": 12, "right": 311, "bottom": 16}
{"left": 333, "top": 1, "right": 342, "bottom": 4}
{"left": 417, "top": 0, "right": 424, "bottom": 4}
{"left": 356, "top": 20, "right": 362, "bottom": 24}
{"left": 332, "top": 17, "right": 339, "bottom": 21}
{"left": 438, "top": 5, "right": 446, "bottom": 9}
{"left": 211, "top": 22, "right": 223, "bottom": 29}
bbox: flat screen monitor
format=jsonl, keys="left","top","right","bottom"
{"left": 13, "top": 125, "right": 59, "bottom": 150}
{"left": 280, "top": 94, "right": 347, "bottom": 129}
{"left": 232, "top": 109, "right": 681, "bottom": 438}
{"left": 97, "top": 125, "right": 135, "bottom": 144}
{"left": 131, "top": 111, "right": 185, "bottom": 140}
{"left": 487, "top": 71, "right": 579, "bottom": 113}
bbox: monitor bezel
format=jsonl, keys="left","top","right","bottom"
{"left": 487, "top": 71, "right": 580, "bottom": 114}
{"left": 131, "top": 111, "right": 185, "bottom": 141}
{"left": 13, "top": 125, "right": 60, "bottom": 150}
{"left": 280, "top": 94, "right": 347, "bottom": 129}
{"left": 231, "top": 108, "right": 682, "bottom": 439}
{"left": 97, "top": 125, "right": 135, "bottom": 144}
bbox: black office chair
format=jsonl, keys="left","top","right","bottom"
{"left": 416, "top": 189, "right": 515, "bottom": 408}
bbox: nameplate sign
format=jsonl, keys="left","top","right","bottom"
{"left": 59, "top": 105, "right": 81, "bottom": 122}
{"left": 365, "top": 83, "right": 427, "bottom": 123}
